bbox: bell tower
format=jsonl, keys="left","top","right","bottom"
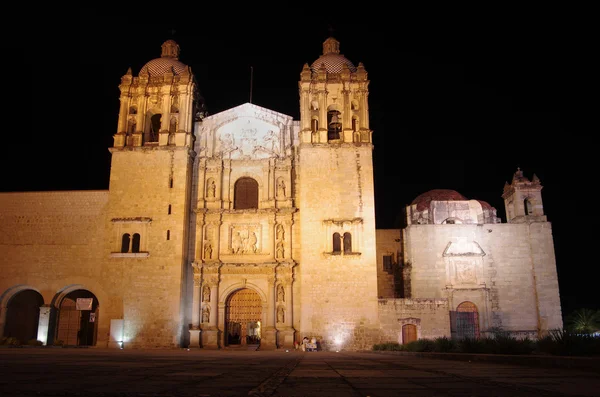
{"left": 296, "top": 36, "right": 379, "bottom": 350}
{"left": 105, "top": 40, "right": 203, "bottom": 348}
{"left": 502, "top": 168, "right": 547, "bottom": 223}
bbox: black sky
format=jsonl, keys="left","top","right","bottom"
{"left": 3, "top": 9, "right": 595, "bottom": 315}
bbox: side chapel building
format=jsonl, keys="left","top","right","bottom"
{"left": 0, "top": 37, "right": 563, "bottom": 350}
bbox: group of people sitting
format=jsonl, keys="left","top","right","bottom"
{"left": 294, "top": 336, "right": 318, "bottom": 352}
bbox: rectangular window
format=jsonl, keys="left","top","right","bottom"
{"left": 383, "top": 255, "right": 393, "bottom": 273}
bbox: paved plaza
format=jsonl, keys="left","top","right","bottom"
{"left": 1, "top": 348, "right": 599, "bottom": 396}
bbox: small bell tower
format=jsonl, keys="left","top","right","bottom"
{"left": 502, "top": 168, "right": 547, "bottom": 223}
{"left": 298, "top": 36, "right": 371, "bottom": 144}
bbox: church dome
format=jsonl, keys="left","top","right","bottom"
{"left": 310, "top": 37, "right": 357, "bottom": 73}
{"left": 411, "top": 189, "right": 467, "bottom": 211}
{"left": 139, "top": 40, "right": 189, "bottom": 77}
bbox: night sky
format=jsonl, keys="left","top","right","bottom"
{"left": 3, "top": 9, "right": 594, "bottom": 316}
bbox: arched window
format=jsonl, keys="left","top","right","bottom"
{"left": 332, "top": 232, "right": 341, "bottom": 253}
{"left": 343, "top": 232, "right": 352, "bottom": 253}
{"left": 327, "top": 109, "right": 342, "bottom": 140}
{"left": 148, "top": 114, "right": 161, "bottom": 143}
{"left": 234, "top": 178, "right": 259, "bottom": 209}
{"left": 455, "top": 301, "right": 480, "bottom": 339}
{"left": 121, "top": 234, "right": 131, "bottom": 253}
{"left": 129, "top": 106, "right": 137, "bottom": 115}
{"left": 132, "top": 233, "right": 141, "bottom": 253}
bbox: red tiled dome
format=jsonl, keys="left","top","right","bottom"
{"left": 411, "top": 189, "right": 467, "bottom": 211}
{"left": 477, "top": 200, "right": 493, "bottom": 210}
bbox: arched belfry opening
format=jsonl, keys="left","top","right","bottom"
{"left": 225, "top": 288, "right": 262, "bottom": 346}
{"left": 53, "top": 289, "right": 99, "bottom": 347}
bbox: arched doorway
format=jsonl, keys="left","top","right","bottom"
{"left": 55, "top": 290, "right": 99, "bottom": 347}
{"left": 225, "top": 288, "right": 262, "bottom": 346}
{"left": 4, "top": 289, "right": 44, "bottom": 344}
{"left": 455, "top": 301, "right": 480, "bottom": 339}
{"left": 402, "top": 324, "right": 417, "bottom": 344}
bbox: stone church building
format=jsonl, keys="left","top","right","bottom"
{"left": 0, "top": 37, "right": 562, "bottom": 350}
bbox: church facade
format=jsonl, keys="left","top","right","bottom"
{"left": 0, "top": 38, "right": 562, "bottom": 350}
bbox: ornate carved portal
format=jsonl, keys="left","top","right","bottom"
{"left": 225, "top": 288, "right": 262, "bottom": 346}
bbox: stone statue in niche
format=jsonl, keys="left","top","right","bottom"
{"left": 202, "top": 306, "right": 210, "bottom": 323}
{"left": 203, "top": 285, "right": 211, "bottom": 302}
{"left": 203, "top": 241, "right": 213, "bottom": 259}
{"left": 206, "top": 179, "right": 216, "bottom": 198}
{"left": 277, "top": 306, "right": 285, "bottom": 323}
{"left": 277, "top": 284, "right": 285, "bottom": 302}
{"left": 277, "top": 179, "right": 286, "bottom": 198}
{"left": 276, "top": 241, "right": 284, "bottom": 259}
{"left": 276, "top": 224, "right": 285, "bottom": 241}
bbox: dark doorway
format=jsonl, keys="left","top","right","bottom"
{"left": 56, "top": 290, "right": 99, "bottom": 347}
{"left": 4, "top": 289, "right": 44, "bottom": 344}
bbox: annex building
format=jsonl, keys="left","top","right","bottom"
{"left": 0, "top": 37, "right": 563, "bottom": 350}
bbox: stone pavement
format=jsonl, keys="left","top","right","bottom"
{"left": 0, "top": 348, "right": 599, "bottom": 397}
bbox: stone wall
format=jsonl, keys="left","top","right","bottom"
{"left": 378, "top": 298, "right": 451, "bottom": 343}
{"left": 297, "top": 145, "right": 379, "bottom": 351}
{"left": 375, "top": 229, "right": 401, "bottom": 298}
{"left": 403, "top": 222, "right": 562, "bottom": 335}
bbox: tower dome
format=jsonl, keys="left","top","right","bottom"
{"left": 139, "top": 40, "right": 189, "bottom": 76}
{"left": 310, "top": 37, "right": 357, "bottom": 73}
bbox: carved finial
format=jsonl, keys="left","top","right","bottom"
{"left": 126, "top": 67, "right": 132, "bottom": 76}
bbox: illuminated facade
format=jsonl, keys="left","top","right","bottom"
{"left": 0, "top": 38, "right": 562, "bottom": 350}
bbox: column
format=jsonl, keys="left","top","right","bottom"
{"left": 37, "top": 305, "right": 52, "bottom": 346}
{"left": 188, "top": 264, "right": 202, "bottom": 348}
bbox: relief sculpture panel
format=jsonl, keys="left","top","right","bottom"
{"left": 230, "top": 224, "right": 261, "bottom": 254}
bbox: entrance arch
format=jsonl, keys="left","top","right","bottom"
{"left": 455, "top": 301, "right": 480, "bottom": 339}
{"left": 54, "top": 289, "right": 99, "bottom": 347}
{"left": 4, "top": 289, "right": 44, "bottom": 344}
{"left": 225, "top": 288, "right": 262, "bottom": 346}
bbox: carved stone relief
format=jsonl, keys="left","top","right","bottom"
{"left": 277, "top": 284, "right": 285, "bottom": 302}
{"left": 230, "top": 225, "right": 261, "bottom": 254}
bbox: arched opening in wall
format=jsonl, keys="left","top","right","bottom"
{"left": 4, "top": 289, "right": 44, "bottom": 344}
{"left": 402, "top": 324, "right": 417, "bottom": 344}
{"left": 132, "top": 233, "right": 141, "bottom": 253}
{"left": 225, "top": 288, "right": 262, "bottom": 346}
{"left": 452, "top": 301, "right": 480, "bottom": 340}
{"left": 55, "top": 290, "right": 99, "bottom": 347}
{"left": 524, "top": 198, "right": 533, "bottom": 215}
{"left": 327, "top": 109, "right": 342, "bottom": 140}
{"left": 332, "top": 232, "right": 341, "bottom": 254}
{"left": 234, "top": 178, "right": 259, "bottom": 210}
{"left": 121, "top": 233, "right": 131, "bottom": 253}
{"left": 343, "top": 232, "right": 352, "bottom": 253}
{"left": 145, "top": 113, "right": 161, "bottom": 143}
